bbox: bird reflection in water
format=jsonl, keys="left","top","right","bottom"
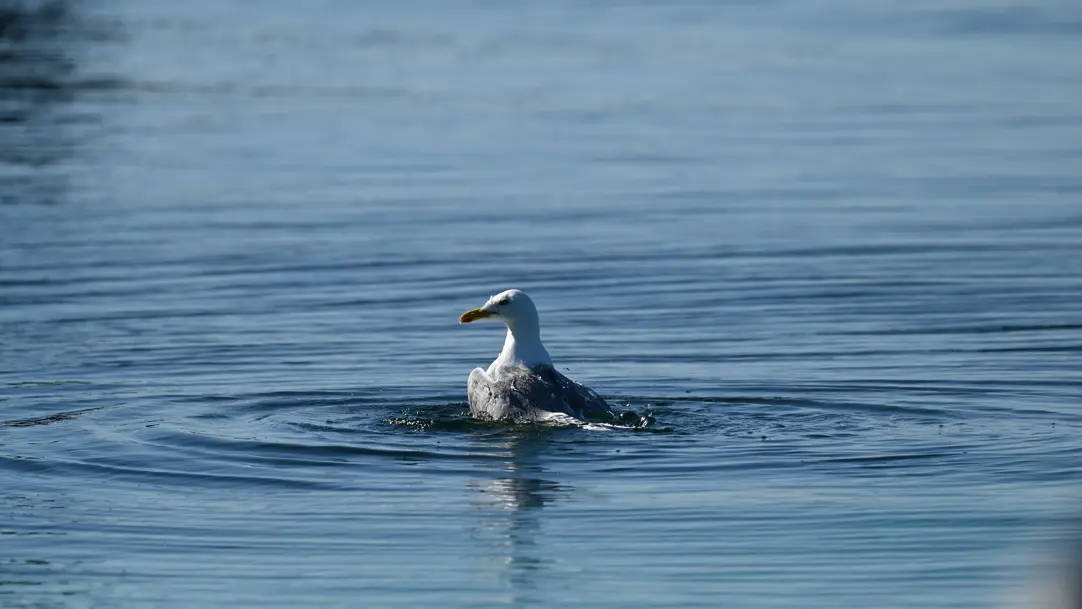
{"left": 467, "top": 429, "right": 571, "bottom": 603}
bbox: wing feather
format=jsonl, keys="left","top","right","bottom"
{"left": 466, "top": 364, "right": 611, "bottom": 422}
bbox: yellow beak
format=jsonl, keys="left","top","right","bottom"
{"left": 459, "top": 308, "right": 493, "bottom": 324}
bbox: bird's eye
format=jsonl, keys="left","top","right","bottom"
{"left": 498, "top": 297, "right": 510, "bottom": 306}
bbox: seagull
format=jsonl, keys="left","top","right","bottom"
{"left": 459, "top": 289, "right": 612, "bottom": 422}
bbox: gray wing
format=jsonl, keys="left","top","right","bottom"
{"left": 467, "top": 364, "right": 611, "bottom": 422}
{"left": 532, "top": 364, "right": 611, "bottom": 419}
{"left": 468, "top": 367, "right": 514, "bottom": 420}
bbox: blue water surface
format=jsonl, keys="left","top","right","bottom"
{"left": 2, "top": 1, "right": 1081, "bottom": 607}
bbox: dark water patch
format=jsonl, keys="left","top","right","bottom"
{"left": 384, "top": 412, "right": 497, "bottom": 434}
{"left": 3, "top": 379, "right": 93, "bottom": 388}
{"left": 232, "top": 390, "right": 382, "bottom": 415}
{"left": 0, "top": 454, "right": 335, "bottom": 490}
{"left": 816, "top": 451, "right": 965, "bottom": 467}
{"left": 921, "top": 7, "right": 1082, "bottom": 38}
{"left": 646, "top": 394, "right": 952, "bottom": 419}
{"left": 822, "top": 322, "right": 1082, "bottom": 337}
{"left": 1, "top": 406, "right": 101, "bottom": 428}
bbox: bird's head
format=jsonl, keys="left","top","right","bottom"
{"left": 459, "top": 289, "right": 538, "bottom": 328}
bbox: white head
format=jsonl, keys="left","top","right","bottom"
{"left": 460, "top": 289, "right": 551, "bottom": 369}
{"left": 459, "top": 289, "right": 539, "bottom": 332}
{"left": 461, "top": 289, "right": 553, "bottom": 371}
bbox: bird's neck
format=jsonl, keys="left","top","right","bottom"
{"left": 488, "top": 320, "right": 551, "bottom": 373}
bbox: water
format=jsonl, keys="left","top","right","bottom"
{"left": 2, "top": 1, "right": 1081, "bottom": 607}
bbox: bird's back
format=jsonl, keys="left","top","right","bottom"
{"left": 468, "top": 364, "right": 611, "bottom": 422}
